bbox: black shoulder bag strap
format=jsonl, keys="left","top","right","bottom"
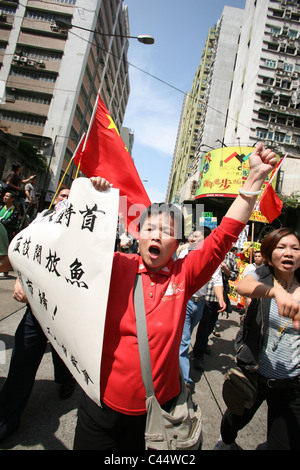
{"left": 133, "top": 274, "right": 155, "bottom": 399}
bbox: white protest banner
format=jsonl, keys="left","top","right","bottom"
{"left": 8, "top": 178, "right": 119, "bottom": 405}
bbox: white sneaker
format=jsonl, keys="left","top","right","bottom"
{"left": 214, "top": 437, "right": 241, "bottom": 450}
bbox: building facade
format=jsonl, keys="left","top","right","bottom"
{"left": 0, "top": 0, "right": 130, "bottom": 198}
{"left": 166, "top": 26, "right": 218, "bottom": 204}
{"left": 166, "top": 6, "right": 244, "bottom": 205}
{"left": 224, "top": 0, "right": 300, "bottom": 195}
{"left": 167, "top": 0, "right": 300, "bottom": 229}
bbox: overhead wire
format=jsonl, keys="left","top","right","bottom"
{"left": 1, "top": 7, "right": 252, "bottom": 131}
{"left": 67, "top": 27, "right": 252, "bottom": 131}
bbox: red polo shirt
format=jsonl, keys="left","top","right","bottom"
{"left": 100, "top": 217, "right": 244, "bottom": 415}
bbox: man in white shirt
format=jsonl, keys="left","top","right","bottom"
{"left": 242, "top": 250, "right": 265, "bottom": 308}
{"left": 179, "top": 229, "right": 226, "bottom": 391}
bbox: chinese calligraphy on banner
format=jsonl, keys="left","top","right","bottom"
{"left": 8, "top": 178, "right": 119, "bottom": 405}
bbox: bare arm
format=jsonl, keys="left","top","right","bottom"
{"left": 213, "top": 285, "right": 226, "bottom": 313}
{"left": 0, "top": 255, "right": 11, "bottom": 272}
{"left": 236, "top": 274, "right": 300, "bottom": 328}
{"left": 13, "top": 278, "right": 28, "bottom": 303}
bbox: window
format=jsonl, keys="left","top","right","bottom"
{"left": 270, "top": 26, "right": 281, "bottom": 34}
{"left": 293, "top": 134, "right": 300, "bottom": 145}
{"left": 261, "top": 92, "right": 272, "bottom": 103}
{"left": 282, "top": 80, "right": 291, "bottom": 89}
{"left": 288, "top": 29, "right": 298, "bottom": 39}
{"left": 291, "top": 12, "right": 300, "bottom": 22}
{"left": 263, "top": 77, "right": 274, "bottom": 85}
{"left": 279, "top": 96, "right": 290, "bottom": 107}
{"left": 284, "top": 63, "right": 293, "bottom": 72}
{"left": 0, "top": 110, "right": 46, "bottom": 126}
{"left": 19, "top": 48, "right": 62, "bottom": 61}
{"left": 10, "top": 67, "right": 57, "bottom": 82}
{"left": 286, "top": 46, "right": 296, "bottom": 55}
{"left": 258, "top": 112, "right": 269, "bottom": 121}
{"left": 25, "top": 9, "right": 71, "bottom": 25}
{"left": 256, "top": 129, "right": 267, "bottom": 139}
{"left": 265, "top": 59, "right": 277, "bottom": 68}
{"left": 277, "top": 116, "right": 286, "bottom": 125}
{"left": 52, "top": 0, "right": 76, "bottom": 4}
{"left": 268, "top": 43, "right": 278, "bottom": 51}
{"left": 16, "top": 91, "right": 51, "bottom": 105}
{"left": 274, "top": 133, "right": 284, "bottom": 143}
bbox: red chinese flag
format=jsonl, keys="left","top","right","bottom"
{"left": 259, "top": 184, "right": 283, "bottom": 223}
{"left": 74, "top": 95, "right": 151, "bottom": 237}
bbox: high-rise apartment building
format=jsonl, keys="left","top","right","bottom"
{"left": 166, "top": 6, "right": 244, "bottom": 205}
{"left": 167, "top": 0, "right": 300, "bottom": 220}
{"left": 0, "top": 0, "right": 130, "bottom": 197}
{"left": 224, "top": 0, "right": 300, "bottom": 195}
{"left": 166, "top": 26, "right": 218, "bottom": 204}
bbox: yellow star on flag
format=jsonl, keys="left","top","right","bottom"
{"left": 106, "top": 113, "right": 130, "bottom": 153}
{"left": 106, "top": 114, "right": 120, "bottom": 136}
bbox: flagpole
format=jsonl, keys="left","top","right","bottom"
{"left": 71, "top": 132, "right": 87, "bottom": 162}
{"left": 49, "top": 133, "right": 86, "bottom": 209}
{"left": 254, "top": 152, "right": 288, "bottom": 211}
{"left": 267, "top": 152, "right": 288, "bottom": 186}
{"left": 81, "top": 92, "right": 100, "bottom": 153}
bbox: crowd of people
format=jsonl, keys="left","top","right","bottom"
{"left": 0, "top": 144, "right": 299, "bottom": 450}
{"left": 0, "top": 162, "right": 38, "bottom": 275}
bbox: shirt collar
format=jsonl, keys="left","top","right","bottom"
{"left": 137, "top": 255, "right": 173, "bottom": 277}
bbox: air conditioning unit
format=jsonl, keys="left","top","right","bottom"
{"left": 50, "top": 23, "right": 59, "bottom": 32}
{"left": 280, "top": 105, "right": 287, "bottom": 110}
{"left": 27, "top": 61, "right": 36, "bottom": 67}
{"left": 37, "top": 60, "right": 45, "bottom": 68}
{"left": 13, "top": 55, "right": 20, "bottom": 61}
{"left": 266, "top": 102, "right": 271, "bottom": 107}
{"left": 20, "top": 57, "right": 28, "bottom": 63}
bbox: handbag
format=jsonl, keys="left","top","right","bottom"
{"left": 222, "top": 366, "right": 258, "bottom": 416}
{"left": 134, "top": 274, "right": 203, "bottom": 450}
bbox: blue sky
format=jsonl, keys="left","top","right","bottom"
{"left": 122, "top": 0, "right": 246, "bottom": 202}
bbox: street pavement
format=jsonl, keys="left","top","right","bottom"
{"left": 0, "top": 271, "right": 267, "bottom": 451}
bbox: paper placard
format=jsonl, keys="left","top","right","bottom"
{"left": 8, "top": 178, "right": 119, "bottom": 404}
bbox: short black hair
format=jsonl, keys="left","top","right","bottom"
{"left": 11, "top": 162, "right": 22, "bottom": 172}
{"left": 139, "top": 203, "right": 185, "bottom": 241}
{"left": 5, "top": 190, "right": 17, "bottom": 199}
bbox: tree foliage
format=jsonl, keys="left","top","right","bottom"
{"left": 278, "top": 192, "right": 300, "bottom": 211}
{"left": 18, "top": 140, "right": 47, "bottom": 173}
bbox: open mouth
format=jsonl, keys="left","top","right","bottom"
{"left": 282, "top": 259, "right": 294, "bottom": 268}
{"left": 149, "top": 245, "right": 160, "bottom": 260}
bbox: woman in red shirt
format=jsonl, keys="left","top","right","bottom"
{"left": 73, "top": 144, "right": 297, "bottom": 450}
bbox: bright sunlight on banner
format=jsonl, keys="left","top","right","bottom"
{"left": 195, "top": 146, "right": 280, "bottom": 223}
{"left": 8, "top": 178, "right": 119, "bottom": 405}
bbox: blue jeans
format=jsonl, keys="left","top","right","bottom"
{"left": 180, "top": 299, "right": 205, "bottom": 384}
